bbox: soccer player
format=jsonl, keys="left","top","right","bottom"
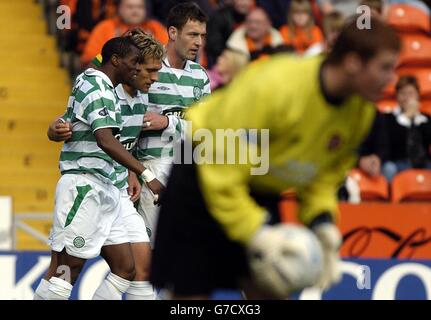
{"left": 95, "top": 2, "right": 209, "bottom": 294}
{"left": 150, "top": 17, "right": 401, "bottom": 299}
{"left": 88, "top": 3, "right": 210, "bottom": 246}
{"left": 106, "top": 34, "right": 164, "bottom": 300}
{"left": 135, "top": 2, "right": 210, "bottom": 245}
{"left": 35, "top": 33, "right": 165, "bottom": 300}
{"left": 34, "top": 36, "right": 164, "bottom": 300}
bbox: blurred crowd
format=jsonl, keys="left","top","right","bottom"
{"left": 52, "top": 1, "right": 393, "bottom": 75}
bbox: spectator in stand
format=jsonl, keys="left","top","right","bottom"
{"left": 81, "top": 0, "right": 168, "bottom": 66}
{"left": 279, "top": 0, "right": 324, "bottom": 55}
{"left": 226, "top": 7, "right": 284, "bottom": 61}
{"left": 381, "top": 75, "right": 431, "bottom": 181}
{"left": 304, "top": 10, "right": 345, "bottom": 56}
{"left": 255, "top": 0, "right": 291, "bottom": 29}
{"left": 317, "top": 0, "right": 360, "bottom": 17}
{"left": 358, "top": 0, "right": 387, "bottom": 21}
{"left": 206, "top": 0, "right": 255, "bottom": 67}
{"left": 317, "top": 0, "right": 386, "bottom": 19}
{"left": 148, "top": 0, "right": 215, "bottom": 24}
{"left": 74, "top": 0, "right": 118, "bottom": 53}
{"left": 207, "top": 48, "right": 249, "bottom": 90}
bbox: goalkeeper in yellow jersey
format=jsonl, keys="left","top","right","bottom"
{"left": 150, "top": 17, "right": 401, "bottom": 299}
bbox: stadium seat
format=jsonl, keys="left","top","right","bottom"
{"left": 381, "top": 75, "right": 398, "bottom": 99}
{"left": 387, "top": 3, "right": 430, "bottom": 34}
{"left": 348, "top": 169, "right": 389, "bottom": 201}
{"left": 376, "top": 99, "right": 398, "bottom": 113}
{"left": 391, "top": 169, "right": 431, "bottom": 202}
{"left": 0, "top": 1, "right": 69, "bottom": 224}
{"left": 0, "top": 151, "right": 59, "bottom": 170}
{"left": 60, "top": 0, "right": 78, "bottom": 15}
{"left": 421, "top": 99, "right": 431, "bottom": 115}
{"left": 398, "top": 34, "right": 431, "bottom": 67}
{"left": 281, "top": 189, "right": 296, "bottom": 201}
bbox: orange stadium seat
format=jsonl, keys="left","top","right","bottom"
{"left": 387, "top": 4, "right": 430, "bottom": 34}
{"left": 348, "top": 169, "right": 389, "bottom": 201}
{"left": 421, "top": 99, "right": 431, "bottom": 115}
{"left": 398, "top": 34, "right": 431, "bottom": 67}
{"left": 281, "top": 189, "right": 297, "bottom": 201}
{"left": 381, "top": 75, "right": 398, "bottom": 99}
{"left": 392, "top": 169, "right": 431, "bottom": 202}
{"left": 60, "top": 0, "right": 77, "bottom": 14}
{"left": 376, "top": 99, "right": 397, "bottom": 113}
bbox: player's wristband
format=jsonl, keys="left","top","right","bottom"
{"left": 140, "top": 169, "right": 156, "bottom": 183}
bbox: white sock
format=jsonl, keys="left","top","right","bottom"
{"left": 34, "top": 278, "right": 50, "bottom": 300}
{"left": 92, "top": 272, "right": 131, "bottom": 300}
{"left": 47, "top": 277, "right": 73, "bottom": 300}
{"left": 125, "top": 281, "right": 156, "bottom": 300}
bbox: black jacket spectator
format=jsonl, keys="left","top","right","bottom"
{"left": 382, "top": 110, "right": 431, "bottom": 166}
{"left": 206, "top": 5, "right": 249, "bottom": 67}
{"left": 359, "top": 111, "right": 389, "bottom": 162}
{"left": 256, "top": 0, "right": 291, "bottom": 29}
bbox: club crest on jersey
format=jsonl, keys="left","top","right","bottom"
{"left": 98, "top": 108, "right": 108, "bottom": 116}
{"left": 327, "top": 134, "right": 342, "bottom": 151}
{"left": 73, "top": 236, "right": 85, "bottom": 248}
{"left": 193, "top": 86, "right": 203, "bottom": 101}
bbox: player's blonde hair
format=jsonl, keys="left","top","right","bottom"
{"left": 126, "top": 28, "right": 166, "bottom": 63}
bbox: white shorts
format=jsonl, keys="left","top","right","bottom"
{"left": 137, "top": 159, "right": 172, "bottom": 246}
{"left": 48, "top": 173, "right": 128, "bottom": 259}
{"left": 118, "top": 188, "right": 149, "bottom": 243}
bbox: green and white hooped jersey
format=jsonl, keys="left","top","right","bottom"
{"left": 59, "top": 68, "right": 121, "bottom": 185}
{"left": 135, "top": 58, "right": 211, "bottom": 161}
{"left": 114, "top": 85, "right": 147, "bottom": 190}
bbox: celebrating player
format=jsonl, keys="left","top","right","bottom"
{"left": 34, "top": 36, "right": 163, "bottom": 300}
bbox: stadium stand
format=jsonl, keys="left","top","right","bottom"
{"left": 392, "top": 169, "right": 431, "bottom": 201}
{"left": 348, "top": 169, "right": 390, "bottom": 201}
{"left": 381, "top": 0, "right": 431, "bottom": 115}
{"left": 0, "top": 0, "right": 69, "bottom": 249}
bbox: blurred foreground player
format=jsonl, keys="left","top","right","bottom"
{"left": 150, "top": 17, "right": 401, "bottom": 299}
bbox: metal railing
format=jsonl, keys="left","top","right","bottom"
{"left": 13, "top": 213, "right": 52, "bottom": 250}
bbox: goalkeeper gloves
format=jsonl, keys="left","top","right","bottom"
{"left": 310, "top": 214, "right": 343, "bottom": 291}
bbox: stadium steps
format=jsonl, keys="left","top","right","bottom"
{"left": 0, "top": 152, "right": 59, "bottom": 169}
{"left": 0, "top": 0, "right": 70, "bottom": 249}
{"left": 0, "top": 118, "right": 53, "bottom": 135}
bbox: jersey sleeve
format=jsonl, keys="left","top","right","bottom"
{"left": 75, "top": 92, "right": 119, "bottom": 133}
{"left": 296, "top": 152, "right": 356, "bottom": 225}
{"left": 202, "top": 71, "right": 211, "bottom": 97}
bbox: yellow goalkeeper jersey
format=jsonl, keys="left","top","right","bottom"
{"left": 186, "top": 55, "right": 376, "bottom": 245}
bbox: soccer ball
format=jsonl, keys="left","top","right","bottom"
{"left": 247, "top": 224, "right": 324, "bottom": 298}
